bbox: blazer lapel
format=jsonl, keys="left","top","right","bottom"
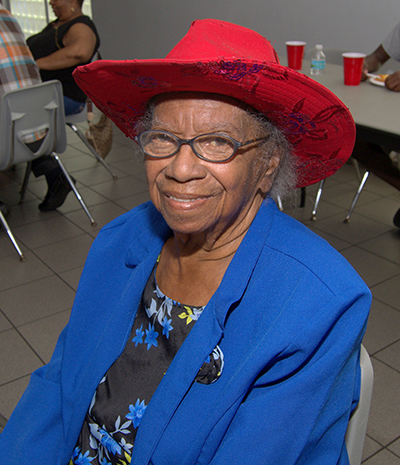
{"left": 63, "top": 207, "right": 170, "bottom": 450}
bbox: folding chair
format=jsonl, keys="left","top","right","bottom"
{"left": 345, "top": 344, "right": 374, "bottom": 465}
{"left": 0, "top": 80, "right": 96, "bottom": 260}
{"left": 309, "top": 158, "right": 363, "bottom": 221}
{"left": 344, "top": 170, "right": 370, "bottom": 223}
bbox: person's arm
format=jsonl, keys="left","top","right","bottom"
{"left": 385, "top": 71, "right": 400, "bottom": 91}
{"left": 36, "top": 23, "right": 97, "bottom": 70}
{"left": 361, "top": 44, "right": 400, "bottom": 90}
{"left": 209, "top": 289, "right": 371, "bottom": 464}
{"left": 362, "top": 44, "right": 391, "bottom": 80}
{"left": 365, "top": 44, "right": 390, "bottom": 71}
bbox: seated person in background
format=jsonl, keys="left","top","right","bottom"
{"left": 353, "top": 23, "right": 400, "bottom": 228}
{"left": 0, "top": 2, "right": 40, "bottom": 217}
{"left": 0, "top": 19, "right": 371, "bottom": 465}
{"left": 0, "top": 2, "right": 73, "bottom": 212}
{"left": 27, "top": 0, "right": 100, "bottom": 115}
{"left": 356, "top": 21, "right": 400, "bottom": 227}
{"left": 25, "top": 0, "right": 100, "bottom": 211}
{"left": 362, "top": 20, "right": 400, "bottom": 91}
{"left": 0, "top": 3, "right": 41, "bottom": 94}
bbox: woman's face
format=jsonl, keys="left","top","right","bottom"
{"left": 145, "top": 94, "right": 280, "bottom": 241}
{"left": 49, "top": 0, "right": 76, "bottom": 20}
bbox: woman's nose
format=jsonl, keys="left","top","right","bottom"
{"left": 166, "top": 144, "right": 206, "bottom": 182}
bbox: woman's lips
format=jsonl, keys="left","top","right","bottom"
{"left": 167, "top": 194, "right": 204, "bottom": 203}
{"left": 163, "top": 193, "right": 211, "bottom": 210}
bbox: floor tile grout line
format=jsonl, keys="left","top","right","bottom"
{"left": 0, "top": 304, "right": 73, "bottom": 335}
{"left": 361, "top": 445, "right": 400, "bottom": 463}
{"left": 1, "top": 325, "right": 47, "bottom": 366}
{"left": 0, "top": 246, "right": 85, "bottom": 294}
{"left": 0, "top": 373, "right": 32, "bottom": 390}
{"left": 370, "top": 354, "right": 400, "bottom": 376}
{"left": 15, "top": 306, "right": 73, "bottom": 331}
{"left": 369, "top": 269, "right": 400, "bottom": 287}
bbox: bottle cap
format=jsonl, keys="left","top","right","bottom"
{"left": 316, "top": 44, "right": 323, "bottom": 49}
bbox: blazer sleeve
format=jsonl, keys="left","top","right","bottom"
{"left": 208, "top": 289, "right": 371, "bottom": 465}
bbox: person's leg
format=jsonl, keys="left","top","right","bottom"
{"left": 30, "top": 151, "right": 74, "bottom": 211}
{"left": 31, "top": 155, "right": 59, "bottom": 180}
{"left": 394, "top": 208, "right": 400, "bottom": 228}
{"left": 352, "top": 139, "right": 400, "bottom": 191}
{"left": 352, "top": 139, "right": 400, "bottom": 228}
{"left": 0, "top": 200, "right": 11, "bottom": 218}
{"left": 63, "top": 96, "right": 85, "bottom": 116}
{"left": 26, "top": 97, "right": 84, "bottom": 211}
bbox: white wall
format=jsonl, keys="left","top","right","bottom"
{"left": 91, "top": 0, "right": 399, "bottom": 64}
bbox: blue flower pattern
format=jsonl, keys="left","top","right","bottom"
{"left": 126, "top": 399, "right": 148, "bottom": 428}
{"left": 144, "top": 323, "right": 158, "bottom": 350}
{"left": 161, "top": 316, "right": 173, "bottom": 339}
{"left": 71, "top": 265, "right": 220, "bottom": 465}
{"left": 132, "top": 324, "right": 144, "bottom": 346}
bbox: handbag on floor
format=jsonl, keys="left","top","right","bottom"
{"left": 85, "top": 100, "right": 113, "bottom": 159}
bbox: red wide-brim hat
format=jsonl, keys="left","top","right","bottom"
{"left": 73, "top": 18, "right": 355, "bottom": 188}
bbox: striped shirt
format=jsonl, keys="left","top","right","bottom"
{"left": 0, "top": 5, "right": 41, "bottom": 96}
{"left": 0, "top": 6, "right": 45, "bottom": 143}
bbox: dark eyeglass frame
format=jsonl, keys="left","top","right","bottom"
{"left": 134, "top": 130, "right": 271, "bottom": 163}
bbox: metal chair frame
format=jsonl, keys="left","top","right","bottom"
{"left": 0, "top": 81, "right": 96, "bottom": 260}
{"left": 345, "top": 345, "right": 374, "bottom": 465}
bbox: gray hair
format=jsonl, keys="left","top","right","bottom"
{"left": 244, "top": 108, "right": 297, "bottom": 201}
{"left": 135, "top": 95, "right": 297, "bottom": 202}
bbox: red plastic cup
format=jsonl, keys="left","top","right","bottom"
{"left": 342, "top": 52, "right": 366, "bottom": 85}
{"left": 286, "top": 41, "right": 306, "bottom": 70}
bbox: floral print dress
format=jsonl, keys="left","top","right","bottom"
{"left": 70, "top": 262, "right": 224, "bottom": 465}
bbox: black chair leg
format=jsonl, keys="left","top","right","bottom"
{"left": 299, "top": 187, "right": 306, "bottom": 208}
{"left": 19, "top": 161, "right": 32, "bottom": 203}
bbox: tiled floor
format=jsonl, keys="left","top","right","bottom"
{"left": 1, "top": 119, "right": 400, "bottom": 463}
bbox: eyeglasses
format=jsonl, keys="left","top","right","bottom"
{"left": 134, "top": 130, "right": 271, "bottom": 163}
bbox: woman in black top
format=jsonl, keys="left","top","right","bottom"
{"left": 27, "top": 0, "right": 101, "bottom": 212}
{"left": 28, "top": 0, "right": 100, "bottom": 115}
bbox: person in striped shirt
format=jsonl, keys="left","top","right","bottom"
{"left": 0, "top": 3, "right": 41, "bottom": 95}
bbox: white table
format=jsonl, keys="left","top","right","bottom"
{"left": 297, "top": 60, "right": 400, "bottom": 147}
{"left": 282, "top": 59, "right": 400, "bottom": 219}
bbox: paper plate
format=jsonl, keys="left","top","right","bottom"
{"left": 368, "top": 75, "right": 386, "bottom": 87}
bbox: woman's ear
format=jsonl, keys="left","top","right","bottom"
{"left": 259, "top": 153, "right": 281, "bottom": 193}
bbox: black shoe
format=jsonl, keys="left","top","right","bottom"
{"left": 394, "top": 208, "right": 400, "bottom": 228}
{"left": 0, "top": 200, "right": 11, "bottom": 218}
{"left": 39, "top": 174, "right": 75, "bottom": 212}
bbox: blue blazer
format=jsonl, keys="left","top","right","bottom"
{"left": 0, "top": 200, "right": 371, "bottom": 464}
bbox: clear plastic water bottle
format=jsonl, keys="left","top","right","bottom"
{"left": 310, "top": 44, "right": 326, "bottom": 75}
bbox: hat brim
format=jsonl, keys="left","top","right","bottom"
{"left": 74, "top": 58, "right": 355, "bottom": 187}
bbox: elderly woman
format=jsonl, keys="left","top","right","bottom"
{"left": 1, "top": 20, "right": 370, "bottom": 465}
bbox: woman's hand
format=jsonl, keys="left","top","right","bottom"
{"left": 36, "top": 23, "right": 97, "bottom": 70}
